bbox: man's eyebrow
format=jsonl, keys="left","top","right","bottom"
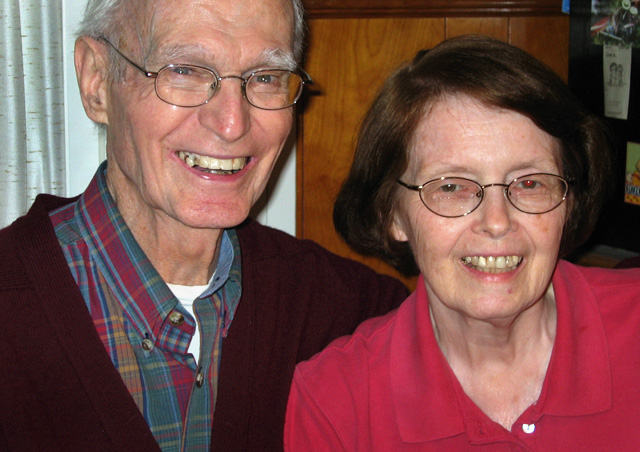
{"left": 149, "top": 43, "right": 297, "bottom": 71}
{"left": 148, "top": 42, "right": 210, "bottom": 64}
{"left": 259, "top": 48, "right": 297, "bottom": 70}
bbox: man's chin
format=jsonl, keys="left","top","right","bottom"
{"left": 174, "top": 208, "right": 252, "bottom": 231}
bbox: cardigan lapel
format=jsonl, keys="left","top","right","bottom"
{"left": 15, "top": 195, "right": 161, "bottom": 452}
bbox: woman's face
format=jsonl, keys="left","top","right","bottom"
{"left": 391, "top": 96, "right": 566, "bottom": 323}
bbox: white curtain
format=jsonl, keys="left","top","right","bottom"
{"left": 0, "top": 0, "right": 65, "bottom": 228}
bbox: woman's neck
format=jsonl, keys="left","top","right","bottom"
{"left": 431, "top": 286, "right": 557, "bottom": 430}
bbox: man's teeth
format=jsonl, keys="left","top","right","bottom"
{"left": 178, "top": 151, "right": 247, "bottom": 174}
{"left": 461, "top": 255, "right": 522, "bottom": 273}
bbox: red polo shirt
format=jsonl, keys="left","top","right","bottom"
{"left": 285, "top": 260, "right": 640, "bottom": 451}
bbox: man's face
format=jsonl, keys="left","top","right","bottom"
{"left": 103, "top": 0, "right": 295, "bottom": 231}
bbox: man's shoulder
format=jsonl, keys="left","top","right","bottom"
{"left": 235, "top": 218, "right": 330, "bottom": 259}
{"left": 236, "top": 219, "right": 402, "bottom": 280}
{"left": 235, "top": 219, "right": 408, "bottom": 308}
{"left": 0, "top": 221, "right": 31, "bottom": 291}
{"left": 0, "top": 194, "right": 76, "bottom": 289}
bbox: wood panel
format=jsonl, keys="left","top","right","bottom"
{"left": 510, "top": 16, "right": 570, "bottom": 81}
{"left": 298, "top": 14, "right": 570, "bottom": 290}
{"left": 299, "top": 18, "right": 444, "bottom": 288}
{"left": 303, "top": 0, "right": 564, "bottom": 18}
{"left": 445, "top": 15, "right": 570, "bottom": 80}
{"left": 446, "top": 17, "right": 509, "bottom": 40}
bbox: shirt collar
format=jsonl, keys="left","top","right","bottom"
{"left": 390, "top": 281, "right": 465, "bottom": 443}
{"left": 540, "top": 260, "right": 612, "bottom": 416}
{"left": 389, "top": 260, "right": 611, "bottom": 443}
{"left": 74, "top": 162, "right": 241, "bottom": 345}
{"left": 200, "top": 231, "right": 234, "bottom": 298}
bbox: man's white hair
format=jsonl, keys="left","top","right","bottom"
{"left": 78, "top": 0, "right": 306, "bottom": 80}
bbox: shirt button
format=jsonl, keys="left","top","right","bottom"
{"left": 196, "top": 370, "right": 205, "bottom": 388}
{"left": 142, "top": 338, "right": 154, "bottom": 352}
{"left": 522, "top": 423, "right": 536, "bottom": 434}
{"left": 169, "top": 311, "right": 185, "bottom": 326}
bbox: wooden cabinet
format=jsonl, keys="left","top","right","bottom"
{"left": 297, "top": 1, "right": 569, "bottom": 289}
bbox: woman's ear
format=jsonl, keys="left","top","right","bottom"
{"left": 74, "top": 36, "right": 110, "bottom": 125}
{"left": 390, "top": 211, "right": 409, "bottom": 242}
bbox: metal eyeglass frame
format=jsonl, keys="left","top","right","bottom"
{"left": 99, "top": 37, "right": 313, "bottom": 110}
{"left": 397, "top": 172, "right": 570, "bottom": 218}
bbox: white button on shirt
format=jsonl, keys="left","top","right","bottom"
{"left": 522, "top": 423, "right": 536, "bottom": 434}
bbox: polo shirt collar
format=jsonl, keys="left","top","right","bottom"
{"left": 390, "top": 260, "right": 611, "bottom": 443}
{"left": 541, "top": 260, "right": 612, "bottom": 416}
{"left": 390, "top": 280, "right": 465, "bottom": 442}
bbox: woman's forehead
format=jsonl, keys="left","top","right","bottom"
{"left": 406, "top": 96, "right": 562, "bottom": 175}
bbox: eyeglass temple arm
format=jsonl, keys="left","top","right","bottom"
{"left": 98, "top": 37, "right": 158, "bottom": 79}
{"left": 297, "top": 68, "right": 314, "bottom": 85}
{"left": 397, "top": 180, "right": 422, "bottom": 191}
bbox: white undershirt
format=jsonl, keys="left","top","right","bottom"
{"left": 166, "top": 281, "right": 210, "bottom": 363}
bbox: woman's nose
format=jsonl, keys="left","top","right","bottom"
{"left": 471, "top": 186, "right": 514, "bottom": 238}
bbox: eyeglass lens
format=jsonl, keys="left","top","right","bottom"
{"left": 419, "top": 173, "right": 568, "bottom": 217}
{"left": 155, "top": 65, "right": 303, "bottom": 109}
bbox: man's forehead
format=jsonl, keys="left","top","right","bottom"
{"left": 140, "top": 0, "right": 293, "bottom": 30}
{"left": 131, "top": 0, "right": 294, "bottom": 55}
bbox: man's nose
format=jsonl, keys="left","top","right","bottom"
{"left": 197, "top": 77, "right": 251, "bottom": 142}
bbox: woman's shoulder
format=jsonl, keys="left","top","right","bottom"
{"left": 558, "top": 259, "right": 640, "bottom": 288}
{"left": 556, "top": 260, "right": 640, "bottom": 311}
{"left": 295, "top": 294, "right": 415, "bottom": 381}
{"left": 614, "top": 254, "right": 640, "bottom": 269}
{"left": 302, "top": 311, "right": 397, "bottom": 366}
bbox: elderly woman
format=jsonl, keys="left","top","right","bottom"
{"left": 284, "top": 35, "right": 640, "bottom": 451}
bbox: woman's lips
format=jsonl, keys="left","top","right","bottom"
{"left": 461, "top": 255, "right": 523, "bottom": 273}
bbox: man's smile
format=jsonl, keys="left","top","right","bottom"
{"left": 178, "top": 150, "right": 248, "bottom": 175}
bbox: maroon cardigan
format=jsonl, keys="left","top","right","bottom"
{"left": 0, "top": 194, "right": 408, "bottom": 452}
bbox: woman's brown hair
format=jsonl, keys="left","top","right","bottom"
{"left": 333, "top": 35, "right": 613, "bottom": 275}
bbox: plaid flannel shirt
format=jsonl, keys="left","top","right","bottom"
{"left": 49, "top": 162, "right": 241, "bottom": 451}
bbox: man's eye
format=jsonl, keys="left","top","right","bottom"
{"left": 171, "top": 66, "right": 193, "bottom": 76}
{"left": 254, "top": 73, "right": 280, "bottom": 85}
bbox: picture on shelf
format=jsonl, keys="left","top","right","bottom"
{"left": 591, "top": 0, "right": 640, "bottom": 46}
{"left": 625, "top": 141, "right": 640, "bottom": 206}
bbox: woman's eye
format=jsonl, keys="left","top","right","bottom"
{"left": 426, "top": 179, "right": 476, "bottom": 198}
{"left": 519, "top": 179, "right": 540, "bottom": 189}
{"left": 440, "top": 184, "right": 460, "bottom": 193}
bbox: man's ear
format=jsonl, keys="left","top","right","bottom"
{"left": 74, "top": 36, "right": 110, "bottom": 125}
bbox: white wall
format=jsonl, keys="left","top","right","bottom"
{"left": 61, "top": 0, "right": 296, "bottom": 236}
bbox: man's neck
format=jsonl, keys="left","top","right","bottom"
{"left": 107, "top": 179, "right": 223, "bottom": 286}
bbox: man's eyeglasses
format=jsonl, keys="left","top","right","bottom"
{"left": 100, "top": 38, "right": 313, "bottom": 110}
{"left": 397, "top": 173, "right": 569, "bottom": 218}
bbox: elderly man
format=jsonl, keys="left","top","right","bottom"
{"left": 0, "top": 0, "right": 407, "bottom": 451}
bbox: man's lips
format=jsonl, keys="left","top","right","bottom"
{"left": 178, "top": 150, "right": 248, "bottom": 175}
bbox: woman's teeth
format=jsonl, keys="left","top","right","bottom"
{"left": 178, "top": 151, "right": 247, "bottom": 175}
{"left": 461, "top": 255, "right": 522, "bottom": 273}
